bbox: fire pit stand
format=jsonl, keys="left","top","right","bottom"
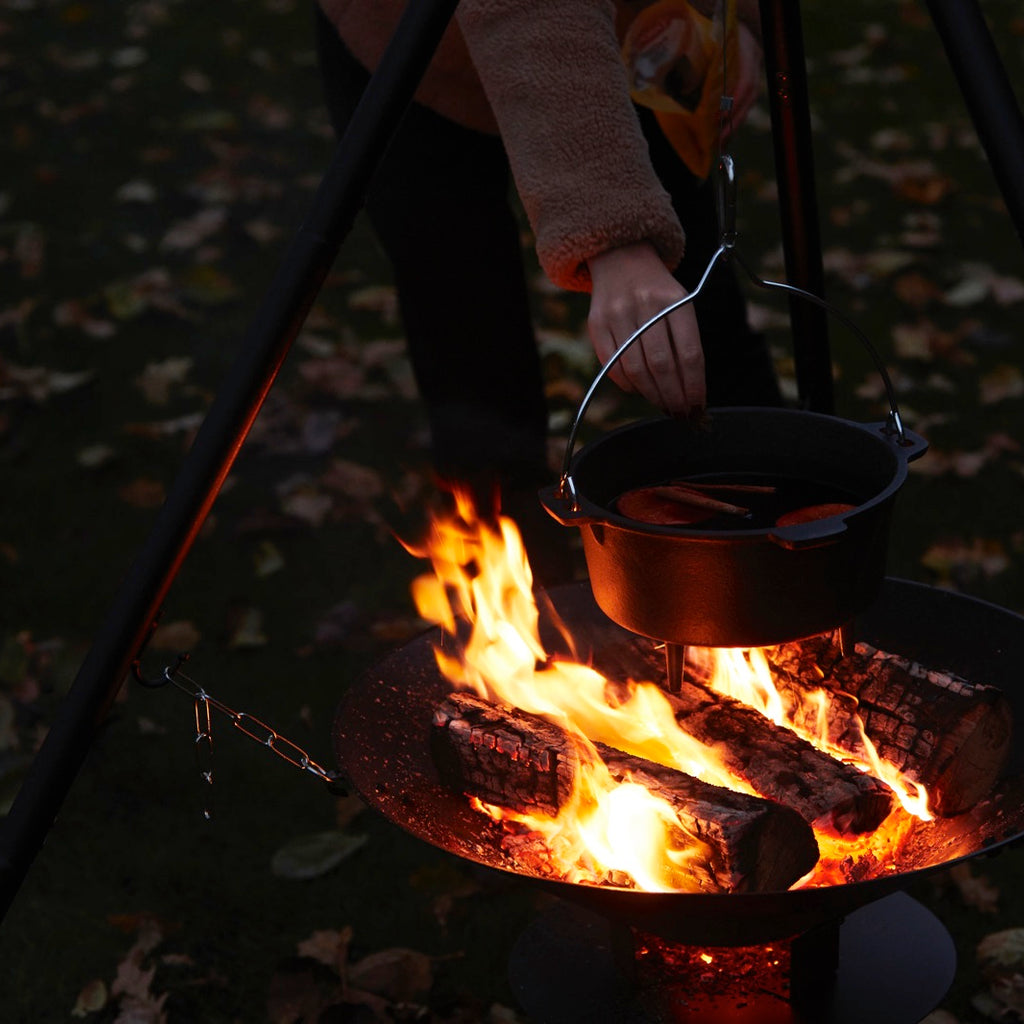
{"left": 507, "top": 891, "right": 955, "bottom": 1024}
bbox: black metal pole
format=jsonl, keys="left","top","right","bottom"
{"left": 758, "top": 0, "right": 834, "bottom": 414}
{"left": 925, "top": 0, "right": 1024, "bottom": 253}
{"left": 0, "top": 0, "right": 459, "bottom": 922}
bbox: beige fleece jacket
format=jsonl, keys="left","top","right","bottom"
{"left": 318, "top": 0, "right": 686, "bottom": 292}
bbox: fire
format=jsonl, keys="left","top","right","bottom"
{"left": 689, "top": 645, "right": 932, "bottom": 821}
{"left": 474, "top": 745, "right": 712, "bottom": 893}
{"left": 404, "top": 488, "right": 930, "bottom": 892}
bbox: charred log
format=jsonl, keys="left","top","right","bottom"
{"left": 652, "top": 682, "right": 896, "bottom": 836}
{"left": 753, "top": 633, "right": 1014, "bottom": 816}
{"left": 535, "top": 611, "right": 897, "bottom": 836}
{"left": 431, "top": 691, "right": 819, "bottom": 894}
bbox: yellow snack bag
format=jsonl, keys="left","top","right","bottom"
{"left": 617, "top": 0, "right": 739, "bottom": 180}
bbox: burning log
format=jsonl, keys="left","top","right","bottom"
{"left": 753, "top": 634, "right": 1014, "bottom": 816}
{"left": 534, "top": 608, "right": 897, "bottom": 836}
{"left": 651, "top": 680, "right": 897, "bottom": 836}
{"left": 431, "top": 691, "right": 819, "bottom": 894}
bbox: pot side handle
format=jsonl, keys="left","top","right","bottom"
{"left": 866, "top": 422, "right": 929, "bottom": 463}
{"left": 767, "top": 515, "right": 849, "bottom": 551}
{"left": 538, "top": 484, "right": 602, "bottom": 527}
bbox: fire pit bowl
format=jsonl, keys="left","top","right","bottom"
{"left": 335, "top": 578, "right": 1024, "bottom": 947}
{"left": 539, "top": 408, "right": 927, "bottom": 648}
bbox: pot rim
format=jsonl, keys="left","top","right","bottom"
{"left": 559, "top": 407, "right": 926, "bottom": 541}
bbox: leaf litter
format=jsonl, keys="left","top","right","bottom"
{"left": 6, "top": 1, "right": 1024, "bottom": 1021}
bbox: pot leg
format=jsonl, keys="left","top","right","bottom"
{"left": 664, "top": 642, "right": 686, "bottom": 694}
{"left": 838, "top": 621, "right": 856, "bottom": 657}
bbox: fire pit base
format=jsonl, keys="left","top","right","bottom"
{"left": 507, "top": 891, "right": 955, "bottom": 1023}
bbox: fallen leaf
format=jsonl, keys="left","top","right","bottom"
{"left": 980, "top": 364, "right": 1024, "bottom": 405}
{"left": 135, "top": 357, "right": 193, "bottom": 405}
{"left": 253, "top": 540, "right": 285, "bottom": 578}
{"left": 280, "top": 489, "right": 333, "bottom": 528}
{"left": 296, "top": 926, "right": 353, "bottom": 971}
{"left": 312, "top": 601, "right": 361, "bottom": 648}
{"left": 489, "top": 1007, "right": 530, "bottom": 1024}
{"left": 149, "top": 620, "right": 201, "bottom": 652}
{"left": 179, "top": 264, "right": 238, "bottom": 306}
{"left": 266, "top": 958, "right": 343, "bottom": 1024}
{"left": 979, "top": 928, "right": 1024, "bottom": 976}
{"left": 891, "top": 323, "right": 935, "bottom": 360}
{"left": 944, "top": 276, "right": 990, "bottom": 308}
{"left": 159, "top": 206, "right": 227, "bottom": 251}
{"left": 920, "top": 538, "right": 1010, "bottom": 585}
{"left": 320, "top": 459, "right": 384, "bottom": 500}
{"left": 225, "top": 605, "right": 267, "bottom": 649}
{"left": 244, "top": 218, "right": 281, "bottom": 244}
{"left": 14, "top": 222, "right": 45, "bottom": 278}
{"left": 71, "top": 979, "right": 108, "bottom": 1017}
{"left": 348, "top": 947, "right": 433, "bottom": 1003}
{"left": 892, "top": 271, "right": 943, "bottom": 310}
{"left": 124, "top": 412, "right": 204, "bottom": 441}
{"left": 895, "top": 173, "right": 955, "bottom": 204}
{"left": 77, "top": 444, "right": 117, "bottom": 469}
{"left": 297, "top": 356, "right": 365, "bottom": 398}
{"left": 53, "top": 298, "right": 116, "bottom": 337}
{"left": 110, "top": 917, "right": 168, "bottom": 1023}
{"left": 949, "top": 863, "right": 1000, "bottom": 913}
{"left": 118, "top": 478, "right": 167, "bottom": 509}
{"left": 104, "top": 268, "right": 190, "bottom": 321}
{"left": 116, "top": 179, "right": 157, "bottom": 203}
{"left": 300, "top": 409, "right": 343, "bottom": 455}
{"left": 976, "top": 929, "right": 1024, "bottom": 1020}
{"left": 347, "top": 284, "right": 399, "bottom": 324}
{"left": 4, "top": 363, "right": 97, "bottom": 402}
{"left": 270, "top": 830, "right": 368, "bottom": 880}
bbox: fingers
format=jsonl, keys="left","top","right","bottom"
{"left": 590, "top": 302, "right": 705, "bottom": 418}
{"left": 586, "top": 242, "right": 708, "bottom": 418}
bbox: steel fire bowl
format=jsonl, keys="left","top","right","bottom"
{"left": 334, "top": 579, "right": 1024, "bottom": 946}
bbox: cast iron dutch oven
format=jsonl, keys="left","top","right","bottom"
{"left": 540, "top": 405, "right": 927, "bottom": 648}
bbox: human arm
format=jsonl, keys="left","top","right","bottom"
{"left": 455, "top": 0, "right": 703, "bottom": 414}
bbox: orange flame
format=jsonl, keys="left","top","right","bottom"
{"left": 691, "top": 645, "right": 932, "bottom": 821}
{"left": 404, "top": 488, "right": 929, "bottom": 891}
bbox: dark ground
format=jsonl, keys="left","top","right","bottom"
{"left": 3, "top": 1, "right": 1024, "bottom": 1021}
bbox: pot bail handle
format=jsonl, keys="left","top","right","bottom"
{"left": 555, "top": 244, "right": 729, "bottom": 504}
{"left": 555, "top": 154, "right": 917, "bottom": 506}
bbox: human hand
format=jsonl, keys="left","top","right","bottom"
{"left": 586, "top": 242, "right": 705, "bottom": 418}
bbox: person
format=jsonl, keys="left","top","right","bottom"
{"left": 314, "top": 0, "right": 782, "bottom": 581}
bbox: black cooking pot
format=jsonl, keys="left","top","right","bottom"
{"left": 540, "top": 408, "right": 926, "bottom": 647}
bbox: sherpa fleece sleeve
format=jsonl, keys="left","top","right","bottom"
{"left": 455, "top": 0, "right": 686, "bottom": 292}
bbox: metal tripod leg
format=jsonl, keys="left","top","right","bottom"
{"left": 0, "top": 0, "right": 460, "bottom": 923}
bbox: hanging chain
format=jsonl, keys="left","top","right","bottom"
{"left": 144, "top": 659, "right": 345, "bottom": 817}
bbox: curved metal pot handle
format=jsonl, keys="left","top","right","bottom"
{"left": 556, "top": 154, "right": 916, "bottom": 507}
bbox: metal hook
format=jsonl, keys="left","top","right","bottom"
{"left": 132, "top": 652, "right": 191, "bottom": 689}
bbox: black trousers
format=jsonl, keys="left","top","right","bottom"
{"left": 314, "top": 9, "right": 781, "bottom": 497}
